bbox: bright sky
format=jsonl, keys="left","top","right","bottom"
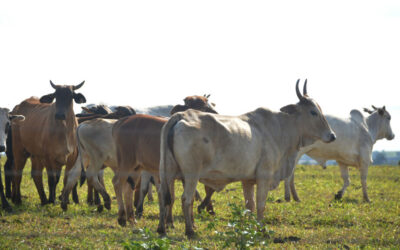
{"left": 1, "top": 1, "right": 399, "bottom": 151}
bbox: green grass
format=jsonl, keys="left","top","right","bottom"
{"left": 1, "top": 159, "right": 399, "bottom": 249}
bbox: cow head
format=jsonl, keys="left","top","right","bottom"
{"left": 280, "top": 79, "right": 336, "bottom": 145}
{"left": 363, "top": 105, "right": 395, "bottom": 141}
{"left": 40, "top": 80, "right": 86, "bottom": 120}
{"left": 0, "top": 108, "right": 25, "bottom": 152}
{"left": 170, "top": 95, "right": 218, "bottom": 115}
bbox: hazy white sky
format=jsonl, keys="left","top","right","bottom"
{"left": 1, "top": 0, "right": 399, "bottom": 150}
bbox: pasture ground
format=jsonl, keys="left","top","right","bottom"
{"left": 0, "top": 159, "right": 399, "bottom": 249}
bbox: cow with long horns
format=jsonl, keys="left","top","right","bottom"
{"left": 157, "top": 79, "right": 336, "bottom": 237}
{"left": 11, "top": 81, "right": 86, "bottom": 205}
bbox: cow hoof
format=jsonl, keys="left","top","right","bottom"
{"left": 135, "top": 211, "right": 143, "bottom": 219}
{"left": 118, "top": 218, "right": 126, "bottom": 227}
{"left": 207, "top": 210, "right": 216, "bottom": 216}
{"left": 73, "top": 197, "right": 79, "bottom": 204}
{"left": 61, "top": 202, "right": 68, "bottom": 211}
{"left": 3, "top": 205, "right": 12, "bottom": 213}
{"left": 185, "top": 230, "right": 196, "bottom": 239}
{"left": 104, "top": 202, "right": 111, "bottom": 210}
{"left": 97, "top": 205, "right": 104, "bottom": 213}
{"left": 364, "top": 198, "right": 371, "bottom": 203}
{"left": 294, "top": 198, "right": 301, "bottom": 202}
{"left": 157, "top": 226, "right": 166, "bottom": 236}
{"left": 334, "top": 191, "right": 343, "bottom": 200}
{"left": 166, "top": 223, "right": 175, "bottom": 229}
{"left": 285, "top": 196, "right": 291, "bottom": 202}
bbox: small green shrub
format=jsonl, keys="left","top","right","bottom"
{"left": 122, "top": 227, "right": 170, "bottom": 250}
{"left": 218, "top": 202, "right": 274, "bottom": 249}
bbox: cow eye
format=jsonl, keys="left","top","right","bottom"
{"left": 310, "top": 110, "right": 318, "bottom": 117}
{"left": 5, "top": 122, "right": 9, "bottom": 134}
{"left": 388, "top": 116, "right": 391, "bottom": 121}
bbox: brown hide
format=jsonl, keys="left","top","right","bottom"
{"left": 113, "top": 114, "right": 167, "bottom": 176}
{"left": 12, "top": 97, "right": 77, "bottom": 163}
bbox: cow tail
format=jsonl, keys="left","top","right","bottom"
{"left": 160, "top": 113, "right": 184, "bottom": 206}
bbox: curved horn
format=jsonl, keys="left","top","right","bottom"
{"left": 50, "top": 80, "right": 57, "bottom": 89}
{"left": 303, "top": 79, "right": 308, "bottom": 96}
{"left": 73, "top": 81, "right": 85, "bottom": 90}
{"left": 295, "top": 79, "right": 303, "bottom": 100}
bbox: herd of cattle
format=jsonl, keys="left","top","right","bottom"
{"left": 0, "top": 80, "right": 394, "bottom": 237}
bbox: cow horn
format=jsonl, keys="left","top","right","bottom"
{"left": 372, "top": 105, "right": 378, "bottom": 110}
{"left": 382, "top": 105, "right": 386, "bottom": 111}
{"left": 50, "top": 80, "right": 57, "bottom": 89}
{"left": 73, "top": 81, "right": 85, "bottom": 90}
{"left": 303, "top": 79, "right": 308, "bottom": 96}
{"left": 295, "top": 79, "right": 303, "bottom": 101}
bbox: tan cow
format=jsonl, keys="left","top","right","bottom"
{"left": 157, "top": 80, "right": 336, "bottom": 237}
{"left": 11, "top": 81, "right": 86, "bottom": 205}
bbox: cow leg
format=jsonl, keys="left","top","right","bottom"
{"left": 360, "top": 164, "right": 370, "bottom": 202}
{"left": 64, "top": 155, "right": 79, "bottom": 204}
{"left": 87, "top": 169, "right": 110, "bottom": 211}
{"left": 181, "top": 177, "right": 199, "bottom": 238}
{"left": 256, "top": 180, "right": 269, "bottom": 221}
{"left": 136, "top": 174, "right": 148, "bottom": 218}
{"left": 197, "top": 185, "right": 215, "bottom": 215}
{"left": 94, "top": 170, "right": 105, "bottom": 206}
{"left": 87, "top": 182, "right": 94, "bottom": 205}
{"left": 47, "top": 167, "right": 57, "bottom": 204}
{"left": 289, "top": 173, "right": 300, "bottom": 202}
{"left": 147, "top": 181, "right": 154, "bottom": 202}
{"left": 335, "top": 164, "right": 350, "bottom": 200}
{"left": 72, "top": 183, "right": 79, "bottom": 204}
{"left": 31, "top": 157, "right": 48, "bottom": 205}
{"left": 242, "top": 181, "right": 255, "bottom": 212}
{"left": 157, "top": 167, "right": 176, "bottom": 236}
{"left": 96, "top": 172, "right": 105, "bottom": 205}
{"left": 61, "top": 156, "right": 83, "bottom": 210}
{"left": 4, "top": 156, "right": 13, "bottom": 198}
{"left": 11, "top": 152, "right": 28, "bottom": 205}
{"left": 284, "top": 176, "right": 291, "bottom": 202}
{"left": 113, "top": 173, "right": 128, "bottom": 226}
{"left": 166, "top": 180, "right": 175, "bottom": 228}
{"left": 0, "top": 163, "right": 12, "bottom": 212}
{"left": 123, "top": 181, "right": 135, "bottom": 224}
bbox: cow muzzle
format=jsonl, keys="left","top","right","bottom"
{"left": 55, "top": 113, "right": 66, "bottom": 120}
{"left": 322, "top": 132, "right": 336, "bottom": 143}
{"left": 388, "top": 134, "right": 395, "bottom": 141}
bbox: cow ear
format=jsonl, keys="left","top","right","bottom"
{"left": 40, "top": 93, "right": 55, "bottom": 103}
{"left": 73, "top": 93, "right": 86, "bottom": 104}
{"left": 280, "top": 104, "right": 299, "bottom": 114}
{"left": 10, "top": 114, "right": 25, "bottom": 122}
{"left": 378, "top": 108, "right": 384, "bottom": 116}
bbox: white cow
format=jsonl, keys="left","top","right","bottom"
{"left": 284, "top": 105, "right": 395, "bottom": 202}
{"left": 157, "top": 80, "right": 336, "bottom": 237}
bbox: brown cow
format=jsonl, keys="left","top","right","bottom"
{"left": 112, "top": 96, "right": 218, "bottom": 226}
{"left": 11, "top": 81, "right": 86, "bottom": 205}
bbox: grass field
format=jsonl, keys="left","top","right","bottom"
{"left": 0, "top": 158, "right": 399, "bottom": 249}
